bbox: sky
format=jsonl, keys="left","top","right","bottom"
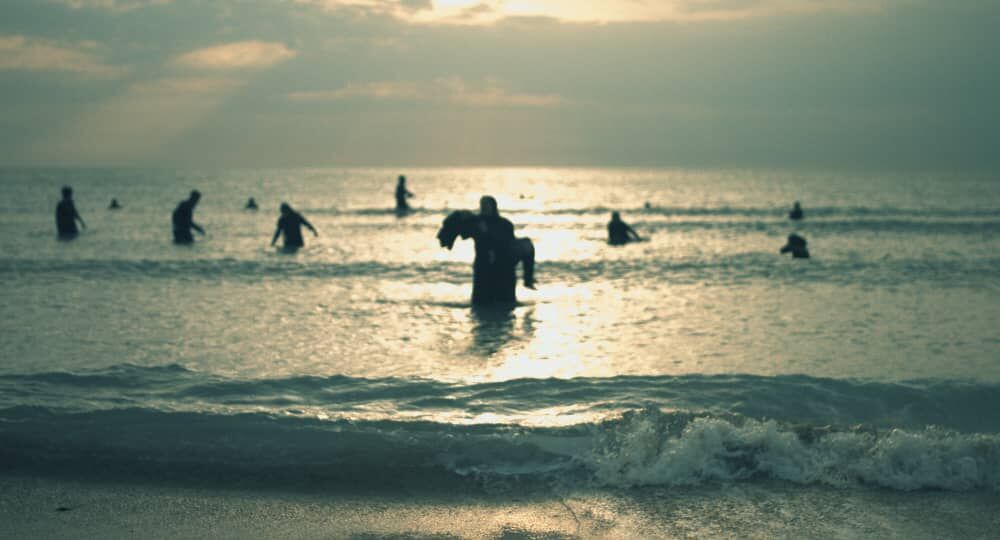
{"left": 0, "top": 0, "right": 998, "bottom": 169}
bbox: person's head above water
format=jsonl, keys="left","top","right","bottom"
{"left": 479, "top": 196, "right": 499, "bottom": 217}
{"left": 189, "top": 190, "right": 201, "bottom": 203}
{"left": 280, "top": 202, "right": 293, "bottom": 215}
{"left": 61, "top": 186, "right": 72, "bottom": 199}
{"left": 398, "top": 175, "right": 406, "bottom": 184}
{"left": 611, "top": 211, "right": 621, "bottom": 221}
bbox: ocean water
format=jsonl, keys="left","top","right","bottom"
{"left": 1, "top": 167, "right": 999, "bottom": 496}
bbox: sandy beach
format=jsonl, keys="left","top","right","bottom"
{"left": 2, "top": 474, "right": 998, "bottom": 539}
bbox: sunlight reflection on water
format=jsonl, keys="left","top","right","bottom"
{"left": 1, "top": 167, "right": 998, "bottom": 384}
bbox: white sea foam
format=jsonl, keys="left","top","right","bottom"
{"left": 585, "top": 409, "right": 1000, "bottom": 491}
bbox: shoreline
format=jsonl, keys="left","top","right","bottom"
{"left": 2, "top": 474, "right": 998, "bottom": 539}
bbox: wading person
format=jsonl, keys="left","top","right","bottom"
{"left": 271, "top": 202, "right": 318, "bottom": 251}
{"left": 780, "top": 233, "right": 810, "bottom": 259}
{"left": 437, "top": 202, "right": 535, "bottom": 306}
{"left": 172, "top": 190, "right": 205, "bottom": 244}
{"left": 789, "top": 201, "right": 804, "bottom": 220}
{"left": 470, "top": 196, "right": 519, "bottom": 305}
{"left": 607, "top": 211, "right": 641, "bottom": 245}
{"left": 55, "top": 186, "right": 86, "bottom": 239}
{"left": 395, "top": 175, "right": 414, "bottom": 213}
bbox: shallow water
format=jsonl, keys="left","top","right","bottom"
{"left": 1, "top": 167, "right": 998, "bottom": 493}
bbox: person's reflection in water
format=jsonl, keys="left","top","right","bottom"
{"left": 469, "top": 306, "right": 535, "bottom": 358}
{"left": 271, "top": 202, "right": 318, "bottom": 252}
{"left": 470, "top": 305, "right": 516, "bottom": 357}
{"left": 56, "top": 186, "right": 86, "bottom": 239}
{"left": 172, "top": 190, "right": 204, "bottom": 244}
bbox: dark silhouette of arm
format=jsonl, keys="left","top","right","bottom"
{"left": 301, "top": 215, "right": 318, "bottom": 236}
{"left": 74, "top": 205, "right": 86, "bottom": 229}
{"left": 191, "top": 221, "right": 205, "bottom": 235}
{"left": 271, "top": 220, "right": 282, "bottom": 246}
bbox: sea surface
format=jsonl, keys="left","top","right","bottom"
{"left": 1, "top": 168, "right": 999, "bottom": 497}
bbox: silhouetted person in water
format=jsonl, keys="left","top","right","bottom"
{"left": 437, "top": 206, "right": 535, "bottom": 306}
{"left": 469, "top": 196, "right": 521, "bottom": 305}
{"left": 108, "top": 198, "right": 121, "bottom": 210}
{"left": 780, "top": 233, "right": 810, "bottom": 258}
{"left": 789, "top": 201, "right": 804, "bottom": 220}
{"left": 172, "top": 190, "right": 204, "bottom": 244}
{"left": 395, "top": 175, "right": 414, "bottom": 213}
{"left": 55, "top": 186, "right": 85, "bottom": 239}
{"left": 245, "top": 197, "right": 258, "bottom": 211}
{"left": 271, "top": 202, "right": 317, "bottom": 250}
{"left": 608, "top": 211, "right": 641, "bottom": 245}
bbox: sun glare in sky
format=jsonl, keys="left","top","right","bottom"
{"left": 409, "top": 0, "right": 683, "bottom": 23}
{"left": 403, "top": 0, "right": 833, "bottom": 23}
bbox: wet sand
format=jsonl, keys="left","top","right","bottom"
{"left": 2, "top": 474, "right": 998, "bottom": 539}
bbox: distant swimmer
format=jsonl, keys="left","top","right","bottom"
{"left": 780, "top": 233, "right": 810, "bottom": 259}
{"left": 644, "top": 201, "right": 652, "bottom": 209}
{"left": 108, "top": 198, "right": 121, "bottom": 210}
{"left": 55, "top": 186, "right": 86, "bottom": 239}
{"left": 271, "top": 202, "right": 318, "bottom": 250}
{"left": 245, "top": 197, "right": 259, "bottom": 211}
{"left": 607, "top": 211, "right": 641, "bottom": 245}
{"left": 789, "top": 201, "right": 804, "bottom": 220}
{"left": 395, "top": 175, "right": 414, "bottom": 213}
{"left": 172, "top": 190, "right": 205, "bottom": 244}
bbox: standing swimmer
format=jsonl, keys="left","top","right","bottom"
{"left": 271, "top": 202, "right": 318, "bottom": 250}
{"left": 395, "top": 175, "right": 414, "bottom": 213}
{"left": 789, "top": 201, "right": 804, "bottom": 220}
{"left": 607, "top": 211, "right": 641, "bottom": 245}
{"left": 172, "top": 190, "right": 205, "bottom": 244}
{"left": 55, "top": 186, "right": 86, "bottom": 239}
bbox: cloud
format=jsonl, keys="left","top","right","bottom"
{"left": 47, "top": 0, "right": 172, "bottom": 12}
{"left": 0, "top": 35, "right": 121, "bottom": 77}
{"left": 129, "top": 76, "right": 243, "bottom": 96}
{"left": 296, "top": 0, "right": 899, "bottom": 23}
{"left": 294, "top": 0, "right": 433, "bottom": 18}
{"left": 289, "top": 77, "right": 565, "bottom": 108}
{"left": 677, "top": 0, "right": 764, "bottom": 13}
{"left": 173, "top": 41, "right": 297, "bottom": 71}
{"left": 444, "top": 2, "right": 497, "bottom": 23}
{"left": 674, "top": 0, "right": 890, "bottom": 17}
